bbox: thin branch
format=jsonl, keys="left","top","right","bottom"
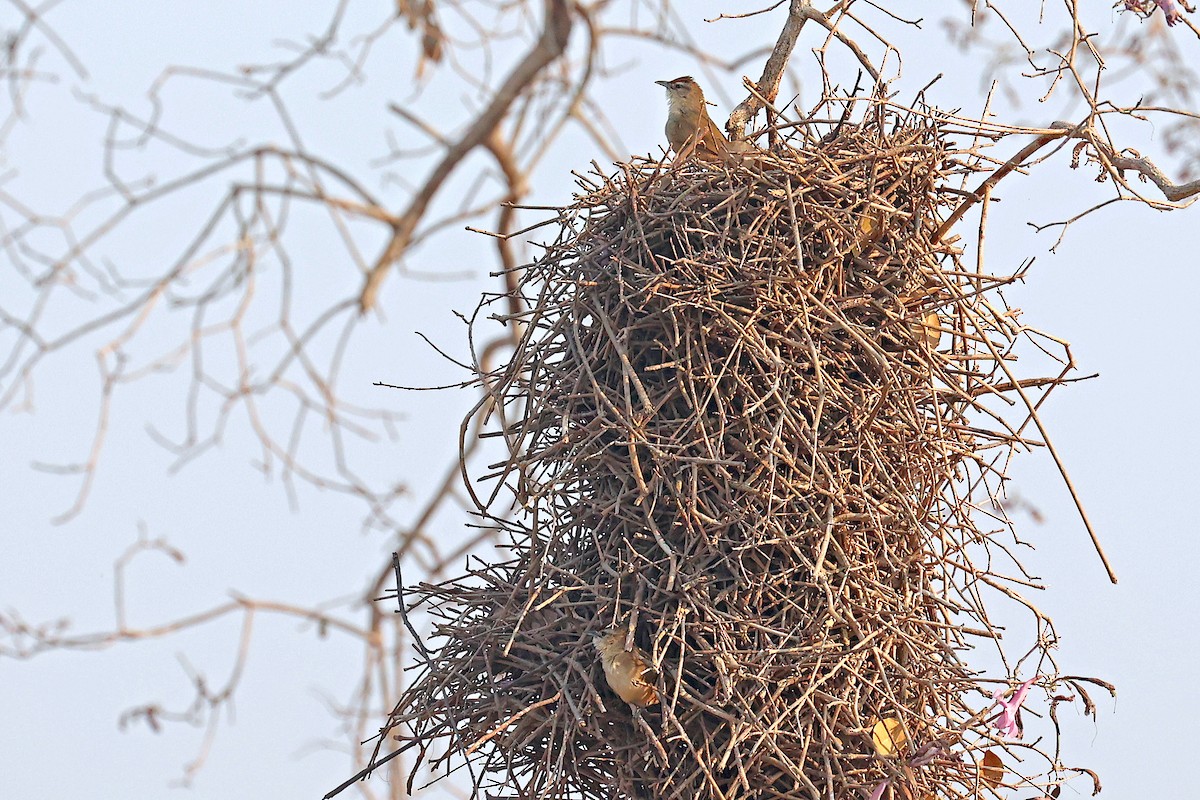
{"left": 726, "top": 0, "right": 817, "bottom": 139}
{"left": 357, "top": 0, "right": 573, "bottom": 313}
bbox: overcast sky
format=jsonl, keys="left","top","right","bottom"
{"left": 2, "top": 2, "right": 1196, "bottom": 798}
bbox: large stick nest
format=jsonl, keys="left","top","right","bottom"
{"left": 383, "top": 100, "right": 1107, "bottom": 800}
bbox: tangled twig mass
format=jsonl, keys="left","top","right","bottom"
{"left": 378, "top": 97, "right": 1111, "bottom": 800}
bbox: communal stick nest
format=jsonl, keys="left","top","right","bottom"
{"left": 374, "top": 97, "right": 1111, "bottom": 800}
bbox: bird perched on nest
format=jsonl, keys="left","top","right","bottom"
{"left": 593, "top": 625, "right": 659, "bottom": 707}
{"left": 655, "top": 76, "right": 757, "bottom": 163}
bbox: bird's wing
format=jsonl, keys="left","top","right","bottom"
{"left": 610, "top": 650, "right": 637, "bottom": 675}
{"left": 703, "top": 113, "right": 731, "bottom": 147}
{"left": 632, "top": 648, "right": 658, "bottom": 684}
{"left": 682, "top": 124, "right": 724, "bottom": 161}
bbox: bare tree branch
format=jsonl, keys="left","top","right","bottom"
{"left": 726, "top": 0, "right": 819, "bottom": 139}
{"left": 357, "top": 0, "right": 573, "bottom": 314}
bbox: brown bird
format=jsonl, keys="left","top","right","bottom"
{"left": 593, "top": 625, "right": 660, "bottom": 708}
{"left": 655, "top": 75, "right": 738, "bottom": 162}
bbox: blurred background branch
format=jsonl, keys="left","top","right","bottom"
{"left": 0, "top": 0, "right": 1197, "bottom": 796}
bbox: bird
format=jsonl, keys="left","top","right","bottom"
{"left": 592, "top": 625, "right": 660, "bottom": 708}
{"left": 654, "top": 75, "right": 749, "bottom": 163}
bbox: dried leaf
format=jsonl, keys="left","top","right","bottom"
{"left": 422, "top": 25, "right": 444, "bottom": 64}
{"left": 980, "top": 749, "right": 1004, "bottom": 788}
{"left": 855, "top": 211, "right": 885, "bottom": 253}
{"left": 870, "top": 717, "right": 907, "bottom": 757}
{"left": 908, "top": 310, "right": 944, "bottom": 349}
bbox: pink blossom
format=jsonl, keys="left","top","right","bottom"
{"left": 1125, "top": 0, "right": 1187, "bottom": 25}
{"left": 1160, "top": 0, "right": 1185, "bottom": 24}
{"left": 907, "top": 742, "right": 943, "bottom": 767}
{"left": 866, "top": 742, "right": 945, "bottom": 799}
{"left": 992, "top": 678, "right": 1036, "bottom": 738}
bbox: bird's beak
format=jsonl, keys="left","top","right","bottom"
{"left": 654, "top": 79, "right": 669, "bottom": 87}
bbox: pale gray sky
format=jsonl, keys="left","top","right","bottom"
{"left": 1, "top": 2, "right": 1196, "bottom": 798}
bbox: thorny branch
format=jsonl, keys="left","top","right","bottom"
{"left": 940, "top": 115, "right": 1200, "bottom": 246}
{"left": 727, "top": 0, "right": 822, "bottom": 139}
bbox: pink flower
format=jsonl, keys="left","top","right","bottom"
{"left": 907, "top": 742, "right": 943, "bottom": 767}
{"left": 866, "top": 743, "right": 945, "bottom": 799}
{"left": 1125, "top": 0, "right": 1187, "bottom": 25}
{"left": 1158, "top": 0, "right": 1185, "bottom": 25}
{"left": 992, "top": 678, "right": 1035, "bottom": 738}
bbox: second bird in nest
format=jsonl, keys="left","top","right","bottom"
{"left": 593, "top": 626, "right": 660, "bottom": 708}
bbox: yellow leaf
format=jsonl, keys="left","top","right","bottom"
{"left": 870, "top": 717, "right": 907, "bottom": 757}
{"left": 855, "top": 212, "right": 886, "bottom": 255}
{"left": 980, "top": 749, "right": 1004, "bottom": 788}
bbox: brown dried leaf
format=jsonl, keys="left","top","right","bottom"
{"left": 908, "top": 310, "right": 944, "bottom": 349}
{"left": 980, "top": 749, "right": 1004, "bottom": 788}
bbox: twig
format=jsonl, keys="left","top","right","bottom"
{"left": 358, "top": 0, "right": 573, "bottom": 313}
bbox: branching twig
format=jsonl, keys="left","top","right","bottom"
{"left": 357, "top": 0, "right": 573, "bottom": 313}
